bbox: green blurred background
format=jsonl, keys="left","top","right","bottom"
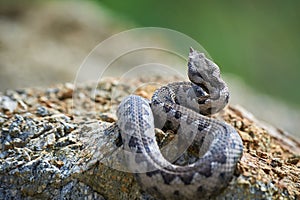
{"left": 98, "top": 0, "right": 300, "bottom": 107}
{"left": 0, "top": 0, "right": 299, "bottom": 136}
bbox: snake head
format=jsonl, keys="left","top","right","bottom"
{"left": 188, "top": 48, "right": 229, "bottom": 113}
{"left": 188, "top": 48, "right": 221, "bottom": 90}
{"left": 188, "top": 47, "right": 226, "bottom": 94}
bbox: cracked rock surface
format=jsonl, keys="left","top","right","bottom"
{"left": 0, "top": 78, "right": 299, "bottom": 200}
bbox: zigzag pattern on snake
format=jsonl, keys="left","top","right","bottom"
{"left": 116, "top": 48, "right": 243, "bottom": 199}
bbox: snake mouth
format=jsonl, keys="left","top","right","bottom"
{"left": 199, "top": 83, "right": 209, "bottom": 94}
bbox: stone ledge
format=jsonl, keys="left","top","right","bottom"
{"left": 0, "top": 78, "right": 299, "bottom": 199}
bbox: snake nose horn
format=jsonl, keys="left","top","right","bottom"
{"left": 189, "top": 47, "right": 194, "bottom": 53}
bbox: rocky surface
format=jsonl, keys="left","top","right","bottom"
{"left": 0, "top": 78, "right": 299, "bottom": 199}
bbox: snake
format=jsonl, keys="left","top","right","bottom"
{"left": 116, "top": 48, "right": 243, "bottom": 199}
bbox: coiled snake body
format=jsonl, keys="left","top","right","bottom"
{"left": 116, "top": 48, "right": 243, "bottom": 199}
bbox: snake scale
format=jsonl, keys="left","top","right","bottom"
{"left": 116, "top": 48, "right": 243, "bottom": 199}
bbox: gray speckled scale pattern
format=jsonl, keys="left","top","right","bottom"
{"left": 116, "top": 48, "right": 243, "bottom": 200}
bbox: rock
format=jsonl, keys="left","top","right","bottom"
{"left": 0, "top": 78, "right": 299, "bottom": 200}
{"left": 0, "top": 96, "right": 18, "bottom": 113}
